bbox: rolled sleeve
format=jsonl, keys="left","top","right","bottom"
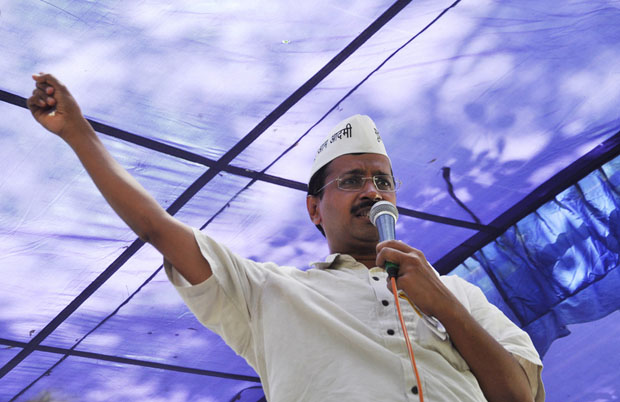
{"left": 449, "top": 276, "right": 545, "bottom": 401}
{"left": 164, "top": 228, "right": 267, "bottom": 357}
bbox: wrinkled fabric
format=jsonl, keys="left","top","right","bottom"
{"left": 452, "top": 155, "right": 620, "bottom": 355}
{"left": 2, "top": 0, "right": 620, "bottom": 399}
{"left": 166, "top": 229, "right": 543, "bottom": 401}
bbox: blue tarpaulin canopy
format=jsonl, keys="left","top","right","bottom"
{"left": 1, "top": 1, "right": 619, "bottom": 400}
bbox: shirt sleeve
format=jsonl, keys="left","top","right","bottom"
{"left": 446, "top": 275, "right": 546, "bottom": 401}
{"left": 163, "top": 227, "right": 272, "bottom": 358}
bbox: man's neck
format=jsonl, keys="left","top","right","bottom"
{"left": 354, "top": 255, "right": 377, "bottom": 269}
{"left": 336, "top": 249, "right": 377, "bottom": 269}
{"left": 328, "top": 240, "right": 378, "bottom": 269}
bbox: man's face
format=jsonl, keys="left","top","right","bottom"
{"left": 306, "top": 153, "right": 396, "bottom": 255}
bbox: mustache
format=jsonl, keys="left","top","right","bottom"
{"left": 351, "top": 200, "right": 377, "bottom": 215}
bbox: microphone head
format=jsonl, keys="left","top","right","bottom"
{"left": 369, "top": 201, "right": 399, "bottom": 227}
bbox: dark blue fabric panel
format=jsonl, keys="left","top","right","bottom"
{"left": 452, "top": 155, "right": 620, "bottom": 355}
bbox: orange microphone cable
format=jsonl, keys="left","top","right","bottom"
{"left": 390, "top": 276, "right": 424, "bottom": 402}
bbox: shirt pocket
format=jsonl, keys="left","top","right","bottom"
{"left": 413, "top": 310, "right": 471, "bottom": 372}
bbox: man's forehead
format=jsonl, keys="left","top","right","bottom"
{"left": 326, "top": 153, "right": 392, "bottom": 176}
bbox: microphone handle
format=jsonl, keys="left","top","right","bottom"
{"left": 385, "top": 261, "right": 399, "bottom": 278}
{"left": 375, "top": 213, "right": 400, "bottom": 278}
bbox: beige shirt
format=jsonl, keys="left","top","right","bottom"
{"left": 165, "top": 229, "right": 544, "bottom": 402}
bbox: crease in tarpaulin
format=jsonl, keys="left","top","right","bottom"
{"left": 450, "top": 155, "right": 620, "bottom": 356}
{"left": 442, "top": 166, "right": 482, "bottom": 224}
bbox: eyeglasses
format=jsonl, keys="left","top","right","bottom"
{"left": 317, "top": 174, "right": 401, "bottom": 194}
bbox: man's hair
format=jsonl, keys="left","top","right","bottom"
{"left": 307, "top": 163, "right": 330, "bottom": 237}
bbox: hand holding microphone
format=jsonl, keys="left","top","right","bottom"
{"left": 370, "top": 201, "right": 447, "bottom": 338}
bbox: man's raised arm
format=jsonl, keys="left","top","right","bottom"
{"left": 27, "top": 73, "right": 211, "bottom": 285}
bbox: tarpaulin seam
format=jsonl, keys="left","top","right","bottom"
{"left": 1, "top": 91, "right": 492, "bottom": 230}
{"left": 0, "top": 89, "right": 302, "bottom": 190}
{"left": 0, "top": 338, "right": 260, "bottom": 384}
{"left": 473, "top": 244, "right": 527, "bottom": 327}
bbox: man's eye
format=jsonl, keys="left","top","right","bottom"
{"left": 376, "top": 176, "right": 393, "bottom": 188}
{"left": 340, "top": 176, "right": 362, "bottom": 186}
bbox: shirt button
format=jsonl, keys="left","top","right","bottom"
{"left": 372, "top": 276, "right": 380, "bottom": 281}
{"left": 382, "top": 300, "right": 389, "bottom": 306}
{"left": 411, "top": 386, "right": 418, "bottom": 395}
{"left": 387, "top": 329, "right": 395, "bottom": 335}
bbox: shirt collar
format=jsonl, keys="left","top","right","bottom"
{"left": 311, "top": 253, "right": 359, "bottom": 270}
{"left": 311, "top": 253, "right": 442, "bottom": 277}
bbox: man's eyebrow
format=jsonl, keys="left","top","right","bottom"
{"left": 342, "top": 168, "right": 391, "bottom": 176}
{"left": 341, "top": 168, "right": 365, "bottom": 175}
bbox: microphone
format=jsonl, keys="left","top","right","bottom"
{"left": 370, "top": 201, "right": 448, "bottom": 338}
{"left": 369, "top": 201, "right": 399, "bottom": 278}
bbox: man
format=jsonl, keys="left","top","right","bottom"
{"left": 28, "top": 74, "right": 543, "bottom": 401}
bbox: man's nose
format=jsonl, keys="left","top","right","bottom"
{"left": 359, "top": 178, "right": 382, "bottom": 200}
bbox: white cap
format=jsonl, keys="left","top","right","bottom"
{"left": 308, "top": 114, "right": 390, "bottom": 183}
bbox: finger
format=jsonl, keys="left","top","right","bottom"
{"left": 29, "top": 89, "right": 57, "bottom": 112}
{"left": 378, "top": 245, "right": 429, "bottom": 271}
{"left": 33, "top": 73, "right": 66, "bottom": 93}
{"left": 32, "top": 73, "right": 56, "bottom": 99}
{"left": 376, "top": 247, "right": 409, "bottom": 269}
{"left": 32, "top": 88, "right": 56, "bottom": 107}
{"left": 45, "top": 96, "right": 57, "bottom": 107}
{"left": 26, "top": 96, "right": 48, "bottom": 116}
{"left": 32, "top": 73, "right": 47, "bottom": 84}
{"left": 376, "top": 239, "right": 417, "bottom": 254}
{"left": 29, "top": 88, "right": 47, "bottom": 107}
{"left": 31, "top": 87, "right": 47, "bottom": 99}
{"left": 26, "top": 94, "right": 39, "bottom": 111}
{"left": 37, "top": 73, "right": 65, "bottom": 90}
{"left": 35, "top": 80, "right": 55, "bottom": 95}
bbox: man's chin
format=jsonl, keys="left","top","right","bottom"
{"left": 352, "top": 226, "right": 380, "bottom": 244}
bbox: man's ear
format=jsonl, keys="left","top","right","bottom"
{"left": 306, "top": 195, "right": 322, "bottom": 225}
